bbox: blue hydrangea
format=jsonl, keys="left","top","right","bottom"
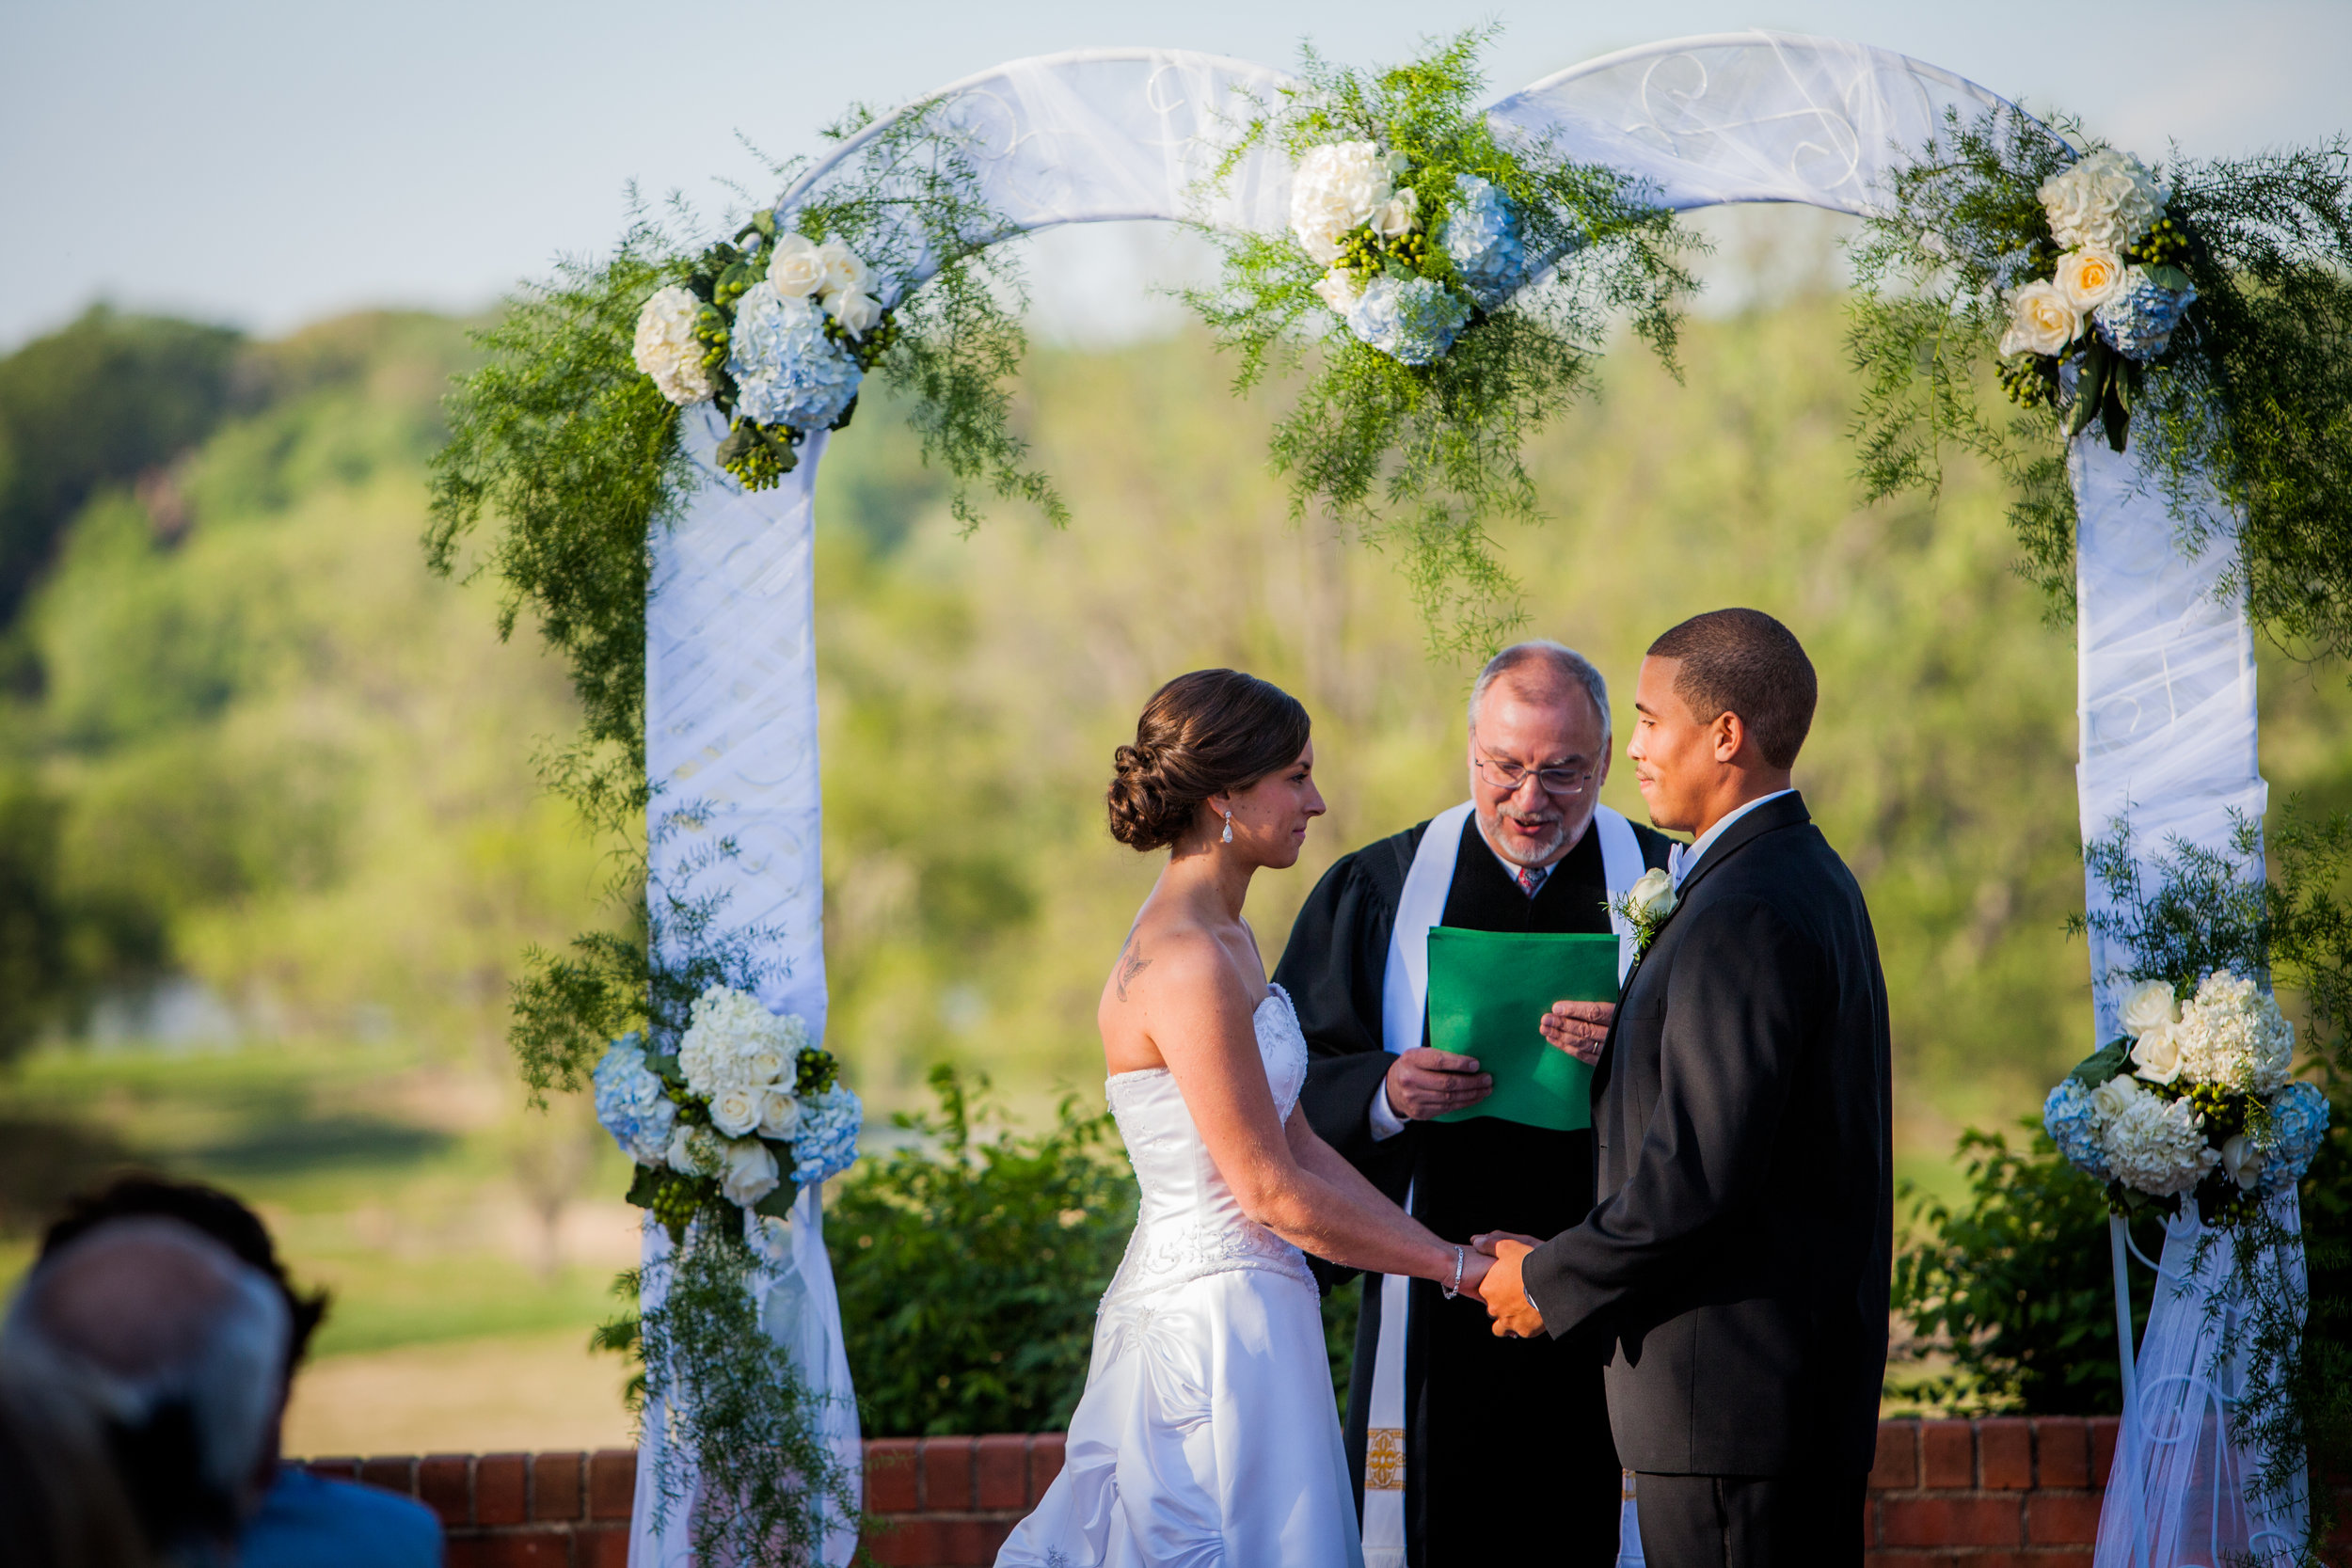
{"left": 789, "top": 1083, "right": 864, "bottom": 1187}
{"left": 593, "top": 1034, "right": 677, "bottom": 1167}
{"left": 2260, "top": 1081, "right": 2330, "bottom": 1196}
{"left": 1438, "top": 173, "right": 1530, "bottom": 310}
{"left": 2043, "top": 1079, "right": 2112, "bottom": 1180}
{"left": 2093, "top": 270, "right": 2197, "bottom": 361}
{"left": 727, "top": 281, "right": 862, "bottom": 431}
{"left": 1343, "top": 276, "right": 1473, "bottom": 366}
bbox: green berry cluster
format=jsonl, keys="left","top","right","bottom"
{"left": 649, "top": 1167, "right": 709, "bottom": 1235}
{"left": 825, "top": 310, "right": 898, "bottom": 372}
{"left": 795, "top": 1046, "right": 839, "bottom": 1097}
{"left": 1998, "top": 356, "right": 2058, "bottom": 407}
{"left": 695, "top": 304, "right": 730, "bottom": 372}
{"left": 715, "top": 417, "right": 800, "bottom": 492}
{"left": 2129, "top": 214, "right": 2192, "bottom": 269}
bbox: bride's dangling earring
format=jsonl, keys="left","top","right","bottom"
{"left": 1221, "top": 811, "right": 1234, "bottom": 845}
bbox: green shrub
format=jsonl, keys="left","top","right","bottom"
{"left": 1890, "top": 1122, "right": 2156, "bottom": 1414}
{"left": 828, "top": 1067, "right": 1137, "bottom": 1435}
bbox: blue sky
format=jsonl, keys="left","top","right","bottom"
{"left": 4, "top": 0, "right": 2345, "bottom": 350}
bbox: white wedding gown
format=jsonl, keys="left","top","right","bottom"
{"left": 995, "top": 985, "right": 1365, "bottom": 1568}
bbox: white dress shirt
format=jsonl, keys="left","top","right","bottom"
{"left": 1666, "top": 788, "right": 1795, "bottom": 889}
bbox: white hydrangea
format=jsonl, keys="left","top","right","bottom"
{"left": 676, "top": 984, "right": 803, "bottom": 1100}
{"left": 632, "top": 285, "right": 715, "bottom": 407}
{"left": 2038, "top": 149, "right": 2166, "bottom": 254}
{"left": 2170, "top": 970, "right": 2296, "bottom": 1093}
{"left": 1290, "top": 141, "right": 1393, "bottom": 266}
{"left": 2091, "top": 1075, "right": 2219, "bottom": 1196}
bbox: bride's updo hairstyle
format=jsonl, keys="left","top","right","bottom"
{"left": 1107, "top": 670, "right": 1311, "bottom": 852}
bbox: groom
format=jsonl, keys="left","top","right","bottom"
{"left": 1275, "top": 641, "right": 1673, "bottom": 1568}
{"left": 1476, "top": 610, "right": 1892, "bottom": 1568}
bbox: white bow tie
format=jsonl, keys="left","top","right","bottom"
{"left": 1667, "top": 840, "right": 1693, "bottom": 889}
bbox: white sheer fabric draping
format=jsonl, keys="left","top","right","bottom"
{"left": 635, "top": 412, "right": 858, "bottom": 1567}
{"left": 1486, "top": 31, "right": 2013, "bottom": 217}
{"left": 777, "top": 49, "right": 1299, "bottom": 293}
{"left": 2099, "top": 1200, "right": 2308, "bottom": 1568}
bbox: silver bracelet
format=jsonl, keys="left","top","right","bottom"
{"left": 1440, "top": 1244, "right": 1465, "bottom": 1299}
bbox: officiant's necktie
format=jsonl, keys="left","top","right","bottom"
{"left": 1516, "top": 864, "right": 1548, "bottom": 898}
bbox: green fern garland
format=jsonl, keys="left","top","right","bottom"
{"left": 1185, "top": 28, "right": 1696, "bottom": 652}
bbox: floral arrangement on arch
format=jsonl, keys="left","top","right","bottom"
{"left": 1186, "top": 28, "right": 1694, "bottom": 650}
{"left": 631, "top": 213, "right": 898, "bottom": 490}
{"left": 2042, "top": 816, "right": 2333, "bottom": 1224}
{"left": 594, "top": 984, "right": 864, "bottom": 1257}
{"left": 1991, "top": 149, "right": 2198, "bottom": 451}
{"left": 2044, "top": 971, "right": 2326, "bottom": 1219}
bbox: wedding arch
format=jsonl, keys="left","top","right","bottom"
{"left": 427, "top": 29, "right": 2352, "bottom": 1568}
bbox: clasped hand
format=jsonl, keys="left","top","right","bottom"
{"left": 1470, "top": 1230, "right": 1547, "bottom": 1339}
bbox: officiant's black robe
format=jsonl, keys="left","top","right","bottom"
{"left": 1273, "top": 812, "right": 1674, "bottom": 1568}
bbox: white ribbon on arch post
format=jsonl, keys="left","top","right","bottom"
{"left": 632, "top": 34, "right": 2286, "bottom": 1568}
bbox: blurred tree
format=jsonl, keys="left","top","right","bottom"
{"left": 0, "top": 307, "right": 243, "bottom": 629}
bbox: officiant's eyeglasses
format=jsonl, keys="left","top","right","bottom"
{"left": 1474, "top": 754, "right": 1596, "bottom": 797}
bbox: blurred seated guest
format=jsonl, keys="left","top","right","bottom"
{"left": 0, "top": 1350, "right": 158, "bottom": 1568}
{"left": 39, "top": 1175, "right": 444, "bottom": 1568}
{"left": 2, "top": 1214, "right": 289, "bottom": 1565}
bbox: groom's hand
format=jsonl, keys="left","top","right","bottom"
{"left": 1471, "top": 1234, "right": 1546, "bottom": 1338}
{"left": 1384, "top": 1049, "right": 1493, "bottom": 1120}
{"left": 1539, "top": 1000, "right": 1614, "bottom": 1066}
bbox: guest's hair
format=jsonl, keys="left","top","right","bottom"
{"left": 41, "top": 1174, "right": 329, "bottom": 1374}
{"left": 2, "top": 1219, "right": 290, "bottom": 1560}
{"left": 1645, "top": 609, "right": 1817, "bottom": 768}
{"left": 1466, "top": 641, "right": 1612, "bottom": 750}
{"left": 1107, "top": 670, "right": 1311, "bottom": 852}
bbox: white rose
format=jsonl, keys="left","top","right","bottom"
{"left": 1370, "top": 188, "right": 1420, "bottom": 240}
{"left": 631, "top": 286, "right": 715, "bottom": 407}
{"left": 710, "top": 1085, "right": 762, "bottom": 1138}
{"left": 2091, "top": 1074, "right": 2142, "bottom": 1120}
{"left": 757, "top": 1085, "right": 802, "bottom": 1139}
{"left": 2055, "top": 247, "right": 2129, "bottom": 312}
{"left": 1289, "top": 141, "right": 1391, "bottom": 267}
{"left": 719, "top": 1137, "right": 780, "bottom": 1208}
{"left": 768, "top": 232, "right": 826, "bottom": 298}
{"left": 1997, "top": 280, "right": 2081, "bottom": 358}
{"left": 2130, "top": 1022, "right": 2183, "bottom": 1085}
{"left": 2221, "top": 1132, "right": 2266, "bottom": 1192}
{"left": 1311, "top": 269, "right": 1362, "bottom": 314}
{"left": 826, "top": 289, "right": 882, "bottom": 340}
{"left": 1627, "top": 866, "right": 1677, "bottom": 925}
{"left": 815, "top": 240, "right": 871, "bottom": 299}
{"left": 739, "top": 1041, "right": 787, "bottom": 1087}
{"left": 2119, "top": 979, "right": 2179, "bottom": 1038}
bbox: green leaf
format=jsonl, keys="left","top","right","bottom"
{"left": 754, "top": 1180, "right": 800, "bottom": 1220}
{"left": 626, "top": 1163, "right": 664, "bottom": 1208}
{"left": 2101, "top": 376, "right": 2130, "bottom": 453}
{"left": 2067, "top": 1038, "right": 2132, "bottom": 1087}
{"left": 2142, "top": 263, "right": 2192, "bottom": 293}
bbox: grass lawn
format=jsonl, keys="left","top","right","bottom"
{"left": 0, "top": 1037, "right": 645, "bottom": 1452}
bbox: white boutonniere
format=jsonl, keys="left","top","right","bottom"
{"left": 1610, "top": 867, "right": 1678, "bottom": 956}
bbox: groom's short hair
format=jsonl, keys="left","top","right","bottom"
{"left": 1468, "top": 641, "right": 1611, "bottom": 750}
{"left": 1647, "top": 609, "right": 1816, "bottom": 768}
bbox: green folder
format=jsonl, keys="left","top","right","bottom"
{"left": 1427, "top": 927, "right": 1620, "bottom": 1132}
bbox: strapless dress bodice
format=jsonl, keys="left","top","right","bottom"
{"left": 1099, "top": 985, "right": 1315, "bottom": 1305}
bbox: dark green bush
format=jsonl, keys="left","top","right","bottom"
{"left": 828, "top": 1067, "right": 1137, "bottom": 1435}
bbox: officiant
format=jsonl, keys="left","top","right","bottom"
{"left": 1273, "top": 641, "right": 1672, "bottom": 1568}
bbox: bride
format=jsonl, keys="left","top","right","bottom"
{"left": 996, "top": 670, "right": 1492, "bottom": 1568}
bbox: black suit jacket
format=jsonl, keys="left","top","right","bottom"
{"left": 1518, "top": 792, "right": 1893, "bottom": 1478}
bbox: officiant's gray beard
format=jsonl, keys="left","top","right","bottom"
{"left": 1477, "top": 802, "right": 1575, "bottom": 867}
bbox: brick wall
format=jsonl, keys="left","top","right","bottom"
{"left": 298, "top": 1418, "right": 2122, "bottom": 1567}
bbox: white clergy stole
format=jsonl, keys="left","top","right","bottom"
{"left": 1359, "top": 801, "right": 1645, "bottom": 1568}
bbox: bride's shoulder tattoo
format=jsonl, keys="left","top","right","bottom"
{"left": 1116, "top": 935, "right": 1152, "bottom": 1002}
